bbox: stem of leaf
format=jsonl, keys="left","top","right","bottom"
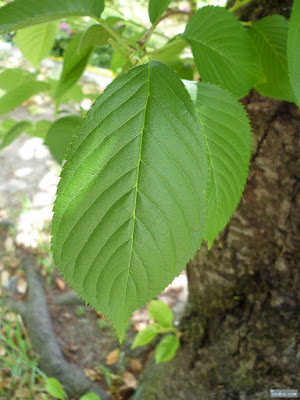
{"left": 108, "top": 38, "right": 130, "bottom": 58}
{"left": 138, "top": 9, "right": 191, "bottom": 49}
{"left": 96, "top": 18, "right": 133, "bottom": 54}
{"left": 229, "top": 0, "right": 253, "bottom": 13}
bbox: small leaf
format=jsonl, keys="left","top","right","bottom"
{"left": 148, "top": 300, "right": 173, "bottom": 327}
{"left": 28, "top": 120, "right": 52, "bottom": 139}
{"left": 149, "top": 0, "right": 172, "bottom": 24}
{"left": 0, "top": 77, "right": 49, "bottom": 116}
{"left": 184, "top": 81, "right": 252, "bottom": 247}
{"left": 132, "top": 324, "right": 158, "bottom": 349}
{"left": 51, "top": 61, "right": 207, "bottom": 342}
{"left": 155, "top": 334, "right": 179, "bottom": 363}
{"left": 182, "top": 6, "right": 261, "bottom": 98}
{"left": 0, "top": 120, "right": 33, "bottom": 149}
{"left": 79, "top": 24, "right": 125, "bottom": 52}
{"left": 0, "top": 0, "right": 105, "bottom": 34}
{"left": 0, "top": 68, "right": 29, "bottom": 91}
{"left": 249, "top": 15, "right": 295, "bottom": 102}
{"left": 16, "top": 22, "right": 57, "bottom": 68}
{"left": 288, "top": 0, "right": 300, "bottom": 106}
{"left": 149, "top": 37, "right": 186, "bottom": 65}
{"left": 45, "top": 377, "right": 66, "bottom": 400}
{"left": 105, "top": 348, "right": 120, "bottom": 365}
{"left": 79, "top": 393, "right": 101, "bottom": 400}
{"left": 44, "top": 116, "right": 82, "bottom": 164}
{"left": 55, "top": 34, "right": 94, "bottom": 100}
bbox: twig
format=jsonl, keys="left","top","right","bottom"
{"left": 137, "top": 9, "right": 191, "bottom": 49}
{"left": 229, "top": 0, "right": 253, "bottom": 13}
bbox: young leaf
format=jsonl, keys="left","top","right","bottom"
{"left": 0, "top": 120, "right": 32, "bottom": 149}
{"left": 288, "top": 0, "right": 300, "bottom": 106}
{"left": 249, "top": 15, "right": 295, "bottom": 102}
{"left": 79, "top": 24, "right": 125, "bottom": 52}
{"left": 0, "top": 68, "right": 30, "bottom": 91}
{"left": 149, "top": 37, "right": 187, "bottom": 65}
{"left": 148, "top": 300, "right": 173, "bottom": 327}
{"left": 0, "top": 0, "right": 105, "bottom": 34}
{"left": 45, "top": 377, "right": 66, "bottom": 400}
{"left": 132, "top": 324, "right": 158, "bottom": 349}
{"left": 27, "top": 120, "right": 52, "bottom": 139}
{"left": 149, "top": 0, "right": 172, "bottom": 24}
{"left": 155, "top": 334, "right": 179, "bottom": 363}
{"left": 0, "top": 82, "right": 49, "bottom": 116}
{"left": 184, "top": 81, "right": 252, "bottom": 247}
{"left": 51, "top": 61, "right": 207, "bottom": 342}
{"left": 79, "top": 393, "right": 101, "bottom": 400}
{"left": 16, "top": 22, "right": 57, "bottom": 69}
{"left": 55, "top": 34, "right": 94, "bottom": 100}
{"left": 182, "top": 6, "right": 261, "bottom": 98}
{"left": 45, "top": 116, "right": 82, "bottom": 164}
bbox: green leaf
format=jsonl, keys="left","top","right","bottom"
{"left": 0, "top": 118, "right": 16, "bottom": 139}
{"left": 182, "top": 6, "right": 261, "bottom": 98}
{"left": 0, "top": 69, "right": 30, "bottom": 91}
{"left": 149, "top": 0, "right": 172, "bottom": 24}
{"left": 16, "top": 22, "right": 57, "bottom": 68}
{"left": 28, "top": 120, "right": 52, "bottom": 139}
{"left": 0, "top": 120, "right": 32, "bottom": 149}
{"left": 149, "top": 37, "right": 186, "bottom": 65}
{"left": 132, "top": 324, "right": 158, "bottom": 349}
{"left": 249, "top": 15, "right": 295, "bottom": 102}
{"left": 0, "top": 72, "right": 49, "bottom": 116}
{"left": 288, "top": 0, "right": 300, "bottom": 106}
{"left": 155, "top": 334, "right": 179, "bottom": 363}
{"left": 0, "top": 0, "right": 104, "bottom": 34}
{"left": 184, "top": 81, "right": 252, "bottom": 247}
{"left": 148, "top": 300, "right": 173, "bottom": 327}
{"left": 79, "top": 24, "right": 125, "bottom": 52}
{"left": 55, "top": 34, "right": 94, "bottom": 100}
{"left": 45, "top": 116, "right": 82, "bottom": 164}
{"left": 79, "top": 393, "right": 101, "bottom": 400}
{"left": 51, "top": 61, "right": 207, "bottom": 342}
{"left": 45, "top": 377, "right": 66, "bottom": 400}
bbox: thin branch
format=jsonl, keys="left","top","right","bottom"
{"left": 229, "top": 0, "right": 253, "bottom": 13}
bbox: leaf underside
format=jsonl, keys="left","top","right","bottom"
{"left": 148, "top": 0, "right": 172, "bottom": 24}
{"left": 16, "top": 22, "right": 57, "bottom": 68}
{"left": 184, "top": 81, "right": 252, "bottom": 247}
{"left": 0, "top": 0, "right": 104, "bottom": 34}
{"left": 288, "top": 0, "right": 300, "bottom": 106}
{"left": 182, "top": 6, "right": 261, "bottom": 98}
{"left": 249, "top": 15, "right": 295, "bottom": 102}
{"left": 51, "top": 60, "right": 207, "bottom": 341}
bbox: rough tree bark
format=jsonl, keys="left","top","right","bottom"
{"left": 133, "top": 2, "right": 300, "bottom": 399}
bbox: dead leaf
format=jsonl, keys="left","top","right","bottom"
{"left": 129, "top": 358, "right": 143, "bottom": 373}
{"left": 84, "top": 368, "right": 97, "bottom": 381}
{"left": 17, "top": 277, "right": 27, "bottom": 294}
{"left": 122, "top": 371, "right": 138, "bottom": 389}
{"left": 55, "top": 278, "right": 65, "bottom": 290}
{"left": 106, "top": 348, "right": 120, "bottom": 365}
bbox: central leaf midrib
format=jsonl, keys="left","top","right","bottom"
{"left": 125, "top": 61, "right": 151, "bottom": 300}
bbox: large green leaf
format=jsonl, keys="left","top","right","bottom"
{"left": 182, "top": 6, "right": 261, "bottom": 98}
{"left": 55, "top": 34, "right": 94, "bottom": 100}
{"left": 288, "top": 0, "right": 300, "bottom": 106}
{"left": 0, "top": 0, "right": 104, "bottom": 34}
{"left": 249, "top": 15, "right": 295, "bottom": 102}
{"left": 0, "top": 120, "right": 32, "bottom": 149}
{"left": 0, "top": 77, "right": 49, "bottom": 116}
{"left": 184, "top": 81, "right": 252, "bottom": 247}
{"left": 45, "top": 116, "right": 82, "bottom": 164}
{"left": 51, "top": 61, "right": 207, "bottom": 341}
{"left": 16, "top": 22, "right": 57, "bottom": 68}
{"left": 148, "top": 0, "right": 172, "bottom": 24}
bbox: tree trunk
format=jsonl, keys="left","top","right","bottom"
{"left": 133, "top": 2, "right": 299, "bottom": 397}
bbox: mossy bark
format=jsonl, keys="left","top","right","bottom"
{"left": 133, "top": 2, "right": 299, "bottom": 396}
